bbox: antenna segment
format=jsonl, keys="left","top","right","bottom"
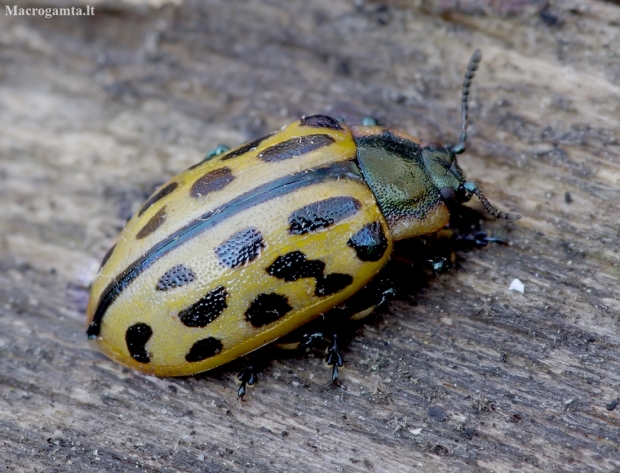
{"left": 451, "top": 49, "right": 482, "bottom": 155}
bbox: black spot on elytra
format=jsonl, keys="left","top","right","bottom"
{"left": 267, "top": 250, "right": 353, "bottom": 297}
{"left": 185, "top": 337, "right": 223, "bottom": 362}
{"left": 190, "top": 167, "right": 234, "bottom": 198}
{"left": 347, "top": 222, "right": 388, "bottom": 262}
{"left": 156, "top": 264, "right": 196, "bottom": 291}
{"left": 125, "top": 323, "right": 152, "bottom": 363}
{"left": 288, "top": 196, "right": 361, "bottom": 235}
{"left": 315, "top": 273, "right": 353, "bottom": 296}
{"left": 99, "top": 244, "right": 116, "bottom": 269}
{"left": 136, "top": 206, "right": 167, "bottom": 239}
{"left": 138, "top": 182, "right": 178, "bottom": 217}
{"left": 245, "top": 293, "right": 293, "bottom": 327}
{"left": 215, "top": 227, "right": 264, "bottom": 269}
{"left": 267, "top": 251, "right": 323, "bottom": 281}
{"left": 220, "top": 134, "right": 272, "bottom": 161}
{"left": 86, "top": 161, "right": 363, "bottom": 339}
{"left": 178, "top": 286, "right": 228, "bottom": 327}
{"left": 258, "top": 134, "right": 335, "bottom": 162}
{"left": 300, "top": 115, "right": 343, "bottom": 131}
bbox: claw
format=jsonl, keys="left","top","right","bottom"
{"left": 456, "top": 230, "right": 506, "bottom": 248}
{"left": 237, "top": 366, "right": 256, "bottom": 400}
{"left": 325, "top": 335, "right": 344, "bottom": 381}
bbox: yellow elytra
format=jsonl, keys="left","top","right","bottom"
{"left": 86, "top": 50, "right": 519, "bottom": 379}
{"left": 87, "top": 118, "right": 394, "bottom": 376}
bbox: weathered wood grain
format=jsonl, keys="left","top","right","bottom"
{"left": 1, "top": 0, "right": 619, "bottom": 471}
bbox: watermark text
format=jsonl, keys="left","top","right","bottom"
{"left": 6, "top": 5, "right": 95, "bottom": 18}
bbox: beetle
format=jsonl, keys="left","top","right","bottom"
{"left": 86, "top": 50, "right": 519, "bottom": 396}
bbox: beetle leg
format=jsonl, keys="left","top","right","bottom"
{"left": 455, "top": 230, "right": 506, "bottom": 248}
{"left": 204, "top": 144, "right": 231, "bottom": 161}
{"left": 236, "top": 365, "right": 256, "bottom": 400}
{"left": 361, "top": 116, "right": 381, "bottom": 126}
{"left": 325, "top": 334, "right": 344, "bottom": 382}
{"left": 274, "top": 329, "right": 325, "bottom": 350}
{"left": 426, "top": 255, "right": 454, "bottom": 274}
{"left": 346, "top": 277, "right": 395, "bottom": 320}
{"left": 300, "top": 331, "right": 325, "bottom": 347}
{"left": 272, "top": 277, "right": 395, "bottom": 384}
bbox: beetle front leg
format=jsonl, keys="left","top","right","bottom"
{"left": 455, "top": 230, "right": 506, "bottom": 249}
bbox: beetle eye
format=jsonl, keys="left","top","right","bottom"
{"left": 439, "top": 186, "right": 456, "bottom": 205}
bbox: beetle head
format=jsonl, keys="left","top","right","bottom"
{"left": 421, "top": 144, "right": 520, "bottom": 220}
{"left": 422, "top": 50, "right": 520, "bottom": 221}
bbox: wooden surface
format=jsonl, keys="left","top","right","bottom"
{"left": 1, "top": 1, "right": 619, "bottom": 471}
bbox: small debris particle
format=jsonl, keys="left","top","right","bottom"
{"left": 564, "top": 191, "right": 572, "bottom": 204}
{"left": 432, "top": 445, "right": 449, "bottom": 456}
{"left": 409, "top": 428, "right": 422, "bottom": 435}
{"left": 606, "top": 399, "right": 618, "bottom": 411}
{"left": 509, "top": 279, "right": 525, "bottom": 293}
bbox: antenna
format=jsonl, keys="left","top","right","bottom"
{"left": 463, "top": 182, "right": 521, "bottom": 220}
{"left": 451, "top": 49, "right": 482, "bottom": 155}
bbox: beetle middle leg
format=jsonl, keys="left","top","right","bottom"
{"left": 276, "top": 276, "right": 395, "bottom": 383}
